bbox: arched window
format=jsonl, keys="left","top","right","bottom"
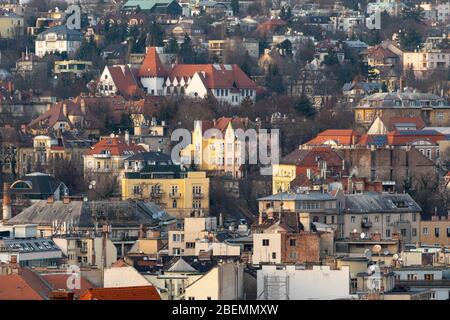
{"left": 172, "top": 199, "right": 177, "bottom": 208}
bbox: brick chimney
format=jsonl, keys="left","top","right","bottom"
{"left": 139, "top": 224, "right": 146, "bottom": 239}
{"left": 63, "top": 196, "right": 70, "bottom": 204}
{"left": 2, "top": 182, "right": 11, "bottom": 221}
{"left": 47, "top": 196, "right": 54, "bottom": 204}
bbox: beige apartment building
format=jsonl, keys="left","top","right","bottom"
{"left": 420, "top": 216, "right": 450, "bottom": 247}
{"left": 403, "top": 50, "right": 450, "bottom": 78}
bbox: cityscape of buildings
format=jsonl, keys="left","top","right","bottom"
{"left": 0, "top": 0, "right": 449, "bottom": 302}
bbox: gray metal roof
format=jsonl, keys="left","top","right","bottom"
{"left": 344, "top": 192, "right": 422, "bottom": 214}
{"left": 6, "top": 200, "right": 174, "bottom": 228}
{"left": 258, "top": 192, "right": 335, "bottom": 201}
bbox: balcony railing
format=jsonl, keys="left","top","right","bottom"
{"left": 151, "top": 191, "right": 164, "bottom": 198}
{"left": 169, "top": 192, "right": 181, "bottom": 199}
{"left": 361, "top": 221, "right": 373, "bottom": 228}
{"left": 192, "top": 192, "right": 204, "bottom": 199}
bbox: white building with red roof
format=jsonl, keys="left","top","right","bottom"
{"left": 97, "top": 65, "right": 141, "bottom": 97}
{"left": 83, "top": 133, "right": 146, "bottom": 178}
{"left": 138, "top": 47, "right": 258, "bottom": 106}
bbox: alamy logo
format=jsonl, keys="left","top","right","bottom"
{"left": 66, "top": 265, "right": 81, "bottom": 290}
{"left": 66, "top": 5, "right": 81, "bottom": 30}
{"left": 171, "top": 126, "right": 280, "bottom": 175}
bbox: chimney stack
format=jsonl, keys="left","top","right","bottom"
{"left": 139, "top": 224, "right": 146, "bottom": 239}
{"left": 124, "top": 130, "right": 130, "bottom": 145}
{"left": 63, "top": 103, "right": 68, "bottom": 118}
{"left": 299, "top": 212, "right": 310, "bottom": 232}
{"left": 80, "top": 99, "right": 86, "bottom": 115}
{"left": 2, "top": 182, "right": 11, "bottom": 221}
{"left": 63, "top": 196, "right": 70, "bottom": 204}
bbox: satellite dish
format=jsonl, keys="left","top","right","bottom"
{"left": 373, "top": 245, "right": 382, "bottom": 253}
{"left": 360, "top": 232, "right": 366, "bottom": 239}
{"left": 393, "top": 254, "right": 399, "bottom": 260}
{"left": 384, "top": 250, "right": 389, "bottom": 256}
{"left": 353, "top": 228, "right": 357, "bottom": 233}
{"left": 92, "top": 180, "right": 96, "bottom": 186}
{"left": 364, "top": 249, "right": 372, "bottom": 260}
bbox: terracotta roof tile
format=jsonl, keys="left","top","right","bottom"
{"left": 85, "top": 137, "right": 146, "bottom": 156}
{"left": 139, "top": 47, "right": 167, "bottom": 77}
{"left": 0, "top": 274, "right": 45, "bottom": 300}
{"left": 79, "top": 285, "right": 161, "bottom": 300}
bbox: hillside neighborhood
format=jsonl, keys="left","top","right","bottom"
{"left": 0, "top": 0, "right": 450, "bottom": 301}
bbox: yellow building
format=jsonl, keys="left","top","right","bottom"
{"left": 0, "top": 11, "right": 23, "bottom": 39}
{"left": 121, "top": 152, "right": 210, "bottom": 218}
{"left": 420, "top": 216, "right": 450, "bottom": 247}
{"left": 272, "top": 163, "right": 296, "bottom": 194}
{"left": 54, "top": 60, "right": 92, "bottom": 76}
{"left": 182, "top": 117, "right": 251, "bottom": 178}
{"left": 208, "top": 40, "right": 226, "bottom": 62}
{"left": 354, "top": 91, "right": 450, "bottom": 127}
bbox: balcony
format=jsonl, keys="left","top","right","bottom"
{"left": 192, "top": 192, "right": 204, "bottom": 199}
{"left": 92, "top": 153, "right": 111, "bottom": 158}
{"left": 169, "top": 192, "right": 181, "bottom": 199}
{"left": 151, "top": 191, "right": 164, "bottom": 198}
{"left": 361, "top": 221, "right": 373, "bottom": 228}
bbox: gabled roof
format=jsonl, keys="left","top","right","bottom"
{"left": 85, "top": 137, "right": 146, "bottom": 157}
{"left": 168, "top": 64, "right": 257, "bottom": 89}
{"left": 0, "top": 274, "right": 45, "bottom": 300}
{"left": 165, "top": 257, "right": 198, "bottom": 272}
{"left": 196, "top": 117, "right": 250, "bottom": 135}
{"left": 40, "top": 273, "right": 96, "bottom": 298}
{"left": 139, "top": 47, "right": 167, "bottom": 77}
{"left": 28, "top": 98, "right": 101, "bottom": 130}
{"left": 105, "top": 65, "right": 140, "bottom": 96}
{"left": 79, "top": 286, "right": 161, "bottom": 300}
{"left": 281, "top": 147, "right": 344, "bottom": 166}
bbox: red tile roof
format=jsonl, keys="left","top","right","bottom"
{"left": 139, "top": 47, "right": 167, "bottom": 77}
{"left": 28, "top": 98, "right": 101, "bottom": 130}
{"left": 383, "top": 116, "right": 426, "bottom": 131}
{"left": 85, "top": 136, "right": 146, "bottom": 156}
{"left": 305, "top": 130, "right": 359, "bottom": 146}
{"left": 0, "top": 274, "right": 45, "bottom": 300}
{"left": 107, "top": 65, "right": 140, "bottom": 96}
{"left": 79, "top": 285, "right": 161, "bottom": 300}
{"left": 168, "top": 64, "right": 257, "bottom": 89}
{"left": 198, "top": 117, "right": 249, "bottom": 134}
{"left": 40, "top": 273, "right": 96, "bottom": 299}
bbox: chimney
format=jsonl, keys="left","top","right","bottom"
{"left": 80, "top": 99, "right": 86, "bottom": 114}
{"left": 139, "top": 224, "right": 146, "bottom": 239}
{"left": 63, "top": 196, "right": 70, "bottom": 204}
{"left": 218, "top": 213, "right": 223, "bottom": 227}
{"left": 124, "top": 130, "right": 130, "bottom": 145}
{"left": 63, "top": 103, "right": 68, "bottom": 118}
{"left": 258, "top": 211, "right": 263, "bottom": 225}
{"left": 2, "top": 182, "right": 11, "bottom": 221}
{"left": 47, "top": 196, "right": 54, "bottom": 204}
{"left": 299, "top": 212, "right": 310, "bottom": 232}
{"left": 20, "top": 124, "right": 27, "bottom": 134}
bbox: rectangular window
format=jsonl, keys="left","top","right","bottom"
{"left": 386, "top": 229, "right": 391, "bottom": 238}
{"left": 272, "top": 252, "right": 276, "bottom": 259}
{"left": 351, "top": 216, "right": 355, "bottom": 223}
{"left": 423, "top": 227, "right": 428, "bottom": 235}
{"left": 262, "top": 239, "right": 269, "bottom": 246}
{"left": 289, "top": 239, "right": 297, "bottom": 247}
